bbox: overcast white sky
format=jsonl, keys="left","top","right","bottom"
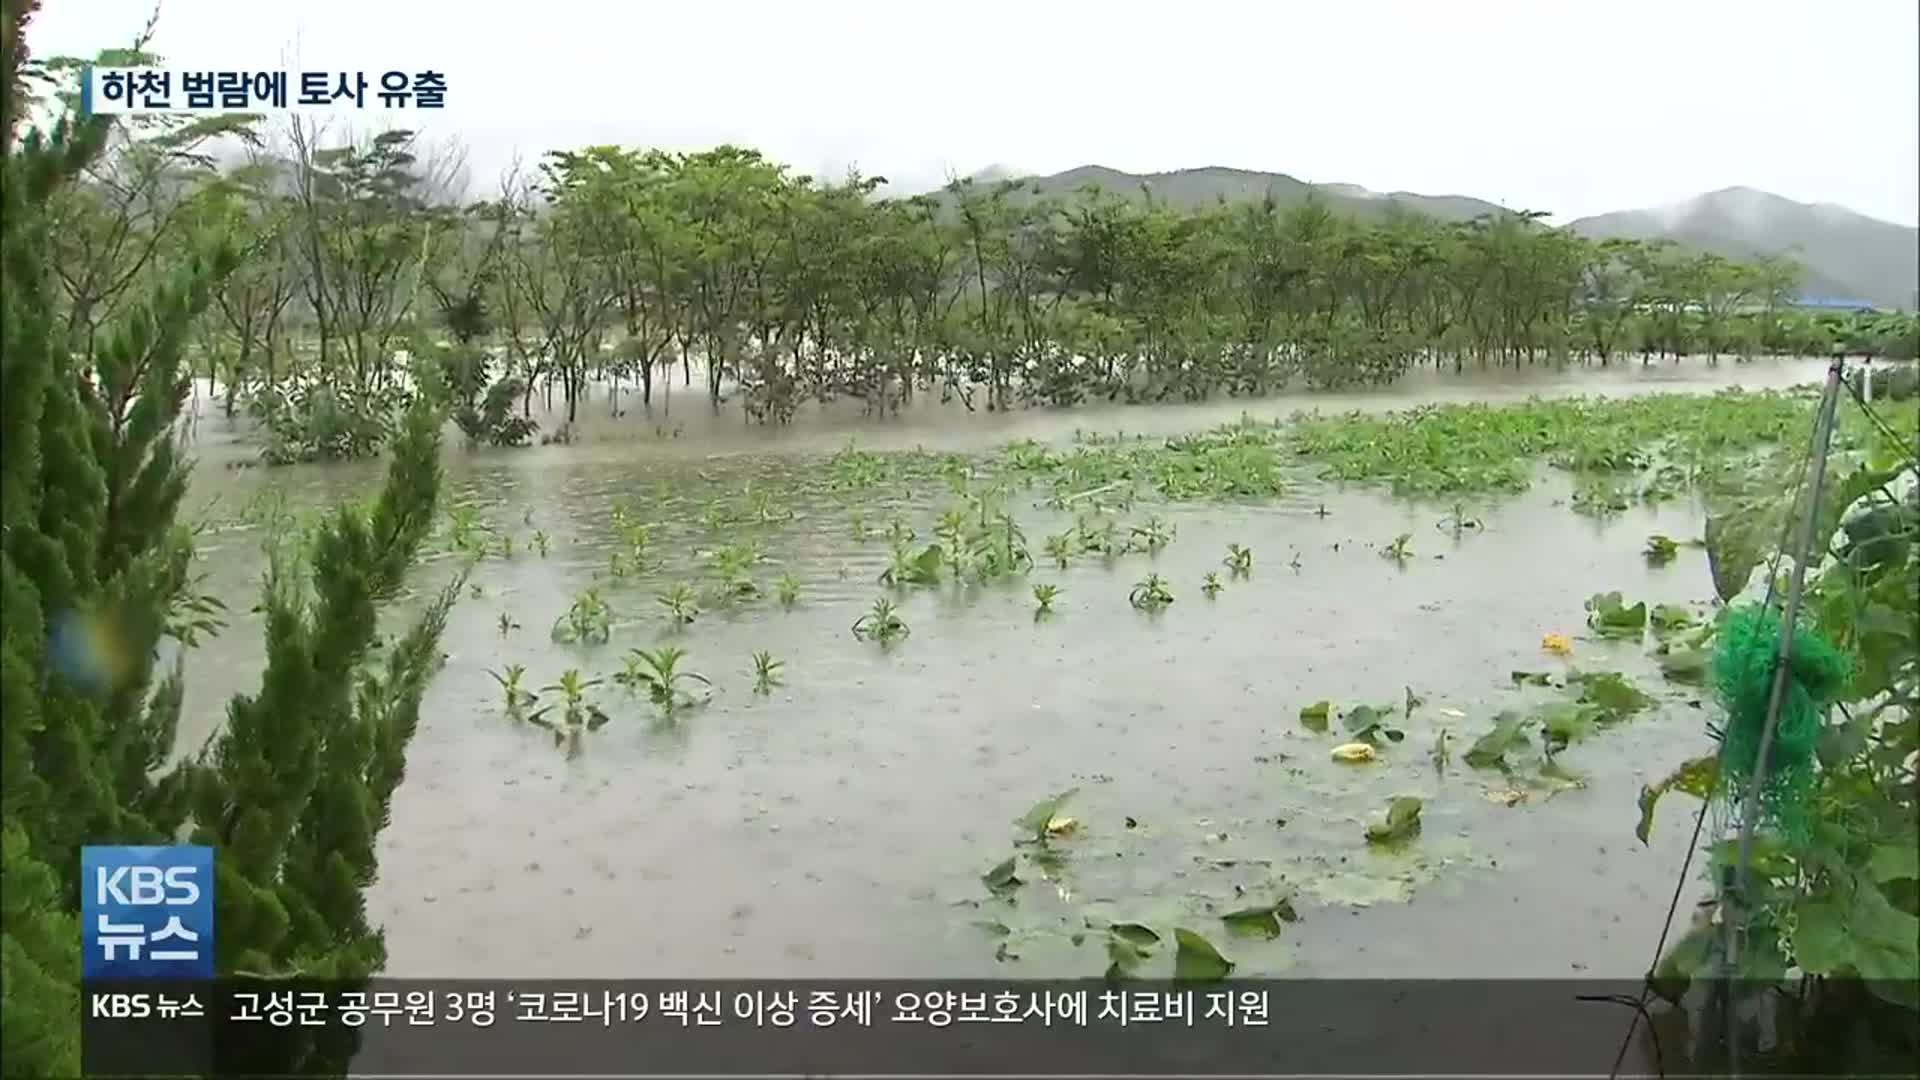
{"left": 26, "top": 0, "right": 1920, "bottom": 225}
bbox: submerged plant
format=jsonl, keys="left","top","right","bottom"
{"left": 1382, "top": 533, "right": 1414, "bottom": 563}
{"left": 658, "top": 583, "right": 701, "bottom": 627}
{"left": 1644, "top": 534, "right": 1680, "bottom": 566}
{"left": 532, "top": 529, "right": 551, "bottom": 557}
{"left": 852, "top": 597, "right": 911, "bottom": 645}
{"left": 497, "top": 611, "right": 521, "bottom": 636}
{"left": 488, "top": 664, "right": 536, "bottom": 720}
{"left": 1129, "top": 516, "right": 1176, "bottom": 554}
{"left": 551, "top": 588, "right": 613, "bottom": 644}
{"left": 775, "top": 572, "right": 802, "bottom": 607}
{"left": 1032, "top": 583, "right": 1060, "bottom": 616}
{"left": 1129, "top": 574, "right": 1175, "bottom": 611}
{"left": 526, "top": 668, "right": 610, "bottom": 752}
{"left": 709, "top": 541, "right": 764, "bottom": 602}
{"left": 496, "top": 531, "right": 515, "bottom": 559}
{"left": 447, "top": 504, "right": 485, "bottom": 552}
{"left": 1202, "top": 572, "right": 1224, "bottom": 598}
{"left": 751, "top": 650, "right": 784, "bottom": 694}
{"left": 615, "top": 646, "right": 713, "bottom": 714}
{"left": 1043, "top": 531, "right": 1075, "bottom": 569}
{"left": 1224, "top": 543, "right": 1252, "bottom": 576}
{"left": 881, "top": 541, "right": 944, "bottom": 587}
{"left": 1438, "top": 502, "right": 1483, "bottom": 535}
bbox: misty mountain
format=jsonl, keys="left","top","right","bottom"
{"left": 936, "top": 164, "right": 1507, "bottom": 223}
{"left": 1566, "top": 187, "right": 1918, "bottom": 311}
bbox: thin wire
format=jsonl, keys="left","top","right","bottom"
{"left": 1840, "top": 376, "right": 1920, "bottom": 468}
{"left": 1599, "top": 393, "right": 1827, "bottom": 1080}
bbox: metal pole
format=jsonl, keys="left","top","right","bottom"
{"left": 1719, "top": 356, "right": 1845, "bottom": 1076}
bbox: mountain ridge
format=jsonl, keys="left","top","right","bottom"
{"left": 920, "top": 165, "right": 1916, "bottom": 310}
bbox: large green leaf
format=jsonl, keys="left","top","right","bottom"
{"left": 1868, "top": 842, "right": 1920, "bottom": 884}
{"left": 1463, "top": 710, "right": 1531, "bottom": 770}
{"left": 1171, "top": 928, "right": 1234, "bottom": 981}
{"left": 1570, "top": 670, "right": 1655, "bottom": 722}
{"left": 1584, "top": 592, "right": 1648, "bottom": 639}
{"left": 1634, "top": 754, "right": 1718, "bottom": 845}
{"left": 1015, "top": 788, "right": 1078, "bottom": 843}
{"left": 1221, "top": 899, "right": 1298, "bottom": 941}
{"left": 1363, "top": 796, "right": 1423, "bottom": 846}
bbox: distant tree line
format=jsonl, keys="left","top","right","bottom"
{"left": 38, "top": 109, "right": 1920, "bottom": 462}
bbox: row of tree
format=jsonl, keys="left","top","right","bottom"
{"left": 34, "top": 72, "right": 1920, "bottom": 462}
{"left": 4, "top": 4, "right": 461, "bottom": 1072}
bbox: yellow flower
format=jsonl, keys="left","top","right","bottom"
{"left": 1542, "top": 633, "right": 1573, "bottom": 656}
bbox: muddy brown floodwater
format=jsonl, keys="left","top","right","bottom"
{"left": 174, "top": 356, "right": 1830, "bottom": 980}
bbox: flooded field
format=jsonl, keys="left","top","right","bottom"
{"left": 176, "top": 358, "right": 1835, "bottom": 981}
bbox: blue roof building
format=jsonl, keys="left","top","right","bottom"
{"left": 1792, "top": 297, "right": 1879, "bottom": 312}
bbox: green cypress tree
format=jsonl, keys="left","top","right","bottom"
{"left": 2, "top": 3, "right": 462, "bottom": 1072}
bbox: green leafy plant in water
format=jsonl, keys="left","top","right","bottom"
{"left": 1634, "top": 755, "right": 1719, "bottom": 846}
{"left": 977, "top": 512, "right": 1032, "bottom": 578}
{"left": 775, "top": 572, "right": 802, "bottom": 608}
{"left": 551, "top": 588, "right": 613, "bottom": 645}
{"left": 852, "top": 598, "right": 911, "bottom": 645}
{"left": 497, "top": 612, "right": 520, "bottom": 636}
{"left": 658, "top": 583, "right": 701, "bottom": 627}
{"left": 1172, "top": 928, "right": 1235, "bottom": 982}
{"left": 621, "top": 521, "right": 653, "bottom": 566}
{"left": 1201, "top": 572, "right": 1224, "bottom": 598}
{"left": 488, "top": 664, "right": 536, "bottom": 721}
{"left": 614, "top": 646, "right": 713, "bottom": 715}
{"left": 1129, "top": 574, "right": 1174, "bottom": 611}
{"left": 884, "top": 517, "right": 916, "bottom": 547}
{"left": 1075, "top": 514, "right": 1121, "bottom": 557}
{"left": 496, "top": 531, "right": 515, "bottom": 559}
{"left": 447, "top": 504, "right": 484, "bottom": 552}
{"left": 1431, "top": 728, "right": 1452, "bottom": 774}
{"left": 1221, "top": 898, "right": 1298, "bottom": 941}
{"left": 532, "top": 529, "right": 551, "bottom": 557}
{"left": 1128, "top": 515, "right": 1175, "bottom": 554}
{"left": 849, "top": 508, "right": 871, "bottom": 540}
{"left": 751, "top": 651, "right": 784, "bottom": 694}
{"left": 1584, "top": 591, "right": 1649, "bottom": 639}
{"left": 1649, "top": 603, "right": 1697, "bottom": 635}
{"left": 526, "top": 669, "right": 611, "bottom": 752}
{"left": 1438, "top": 502, "right": 1483, "bottom": 535}
{"left": 1015, "top": 788, "right": 1079, "bottom": 844}
{"left": 709, "top": 541, "right": 764, "bottom": 602}
{"left": 1104, "top": 922, "right": 1159, "bottom": 980}
{"left": 1343, "top": 702, "right": 1405, "bottom": 745}
{"left": 1223, "top": 543, "right": 1252, "bottom": 576}
{"left": 1365, "top": 796, "right": 1424, "bottom": 846}
{"left": 1043, "top": 531, "right": 1074, "bottom": 569}
{"left": 880, "top": 542, "right": 945, "bottom": 587}
{"left": 1299, "top": 700, "right": 1331, "bottom": 733}
{"left": 1572, "top": 479, "right": 1631, "bottom": 518}
{"left": 933, "top": 508, "right": 969, "bottom": 554}
{"left": 1031, "top": 583, "right": 1060, "bottom": 616}
{"left": 1382, "top": 533, "right": 1414, "bottom": 563}
{"left": 1464, "top": 710, "right": 1533, "bottom": 771}
{"left": 1644, "top": 533, "right": 1680, "bottom": 566}
{"left": 982, "top": 856, "right": 1024, "bottom": 898}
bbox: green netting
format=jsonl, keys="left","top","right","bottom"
{"left": 1709, "top": 602, "right": 1852, "bottom": 847}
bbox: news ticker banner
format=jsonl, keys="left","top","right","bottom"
{"left": 79, "top": 977, "right": 1911, "bottom": 1078}
{"left": 80, "top": 66, "right": 448, "bottom": 115}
